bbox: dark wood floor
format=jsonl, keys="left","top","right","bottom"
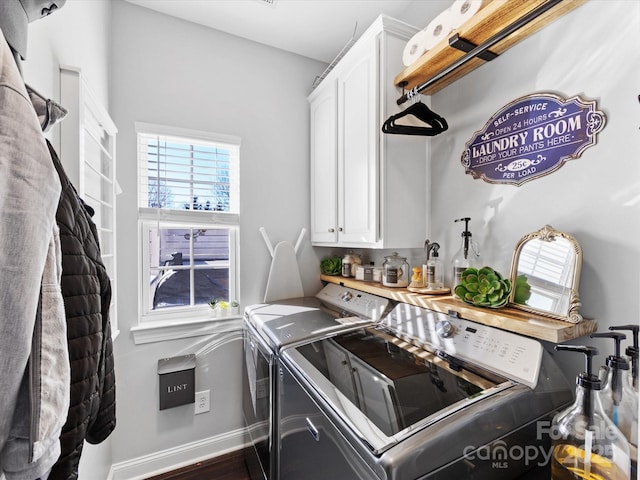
{"left": 145, "top": 449, "right": 251, "bottom": 480}
{"left": 142, "top": 447, "right": 550, "bottom": 480}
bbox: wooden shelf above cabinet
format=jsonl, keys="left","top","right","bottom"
{"left": 394, "top": 0, "right": 586, "bottom": 96}
{"left": 321, "top": 274, "right": 596, "bottom": 344}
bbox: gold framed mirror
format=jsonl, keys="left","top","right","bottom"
{"left": 509, "top": 225, "right": 583, "bottom": 323}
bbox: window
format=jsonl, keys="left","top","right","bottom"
{"left": 136, "top": 122, "right": 240, "bottom": 323}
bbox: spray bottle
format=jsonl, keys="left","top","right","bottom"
{"left": 551, "top": 344, "right": 630, "bottom": 480}
{"left": 425, "top": 242, "right": 443, "bottom": 290}
{"left": 451, "top": 217, "right": 481, "bottom": 294}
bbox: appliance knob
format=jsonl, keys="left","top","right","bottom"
{"left": 436, "top": 320, "right": 454, "bottom": 338}
{"left": 341, "top": 291, "right": 353, "bottom": 302}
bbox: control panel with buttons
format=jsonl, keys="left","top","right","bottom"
{"left": 316, "top": 283, "right": 390, "bottom": 320}
{"left": 382, "top": 303, "right": 543, "bottom": 389}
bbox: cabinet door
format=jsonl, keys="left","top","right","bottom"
{"left": 338, "top": 44, "right": 378, "bottom": 245}
{"left": 309, "top": 82, "right": 338, "bottom": 244}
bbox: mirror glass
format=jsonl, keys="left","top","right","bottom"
{"left": 509, "top": 225, "right": 583, "bottom": 323}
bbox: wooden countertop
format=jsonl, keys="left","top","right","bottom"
{"left": 321, "top": 274, "right": 596, "bottom": 343}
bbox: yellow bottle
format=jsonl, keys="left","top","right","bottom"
{"left": 551, "top": 345, "right": 630, "bottom": 480}
{"left": 551, "top": 443, "right": 628, "bottom": 480}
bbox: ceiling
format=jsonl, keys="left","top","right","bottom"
{"left": 125, "top": 0, "right": 417, "bottom": 63}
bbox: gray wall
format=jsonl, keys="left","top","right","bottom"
{"left": 426, "top": 0, "right": 639, "bottom": 379}
{"left": 109, "top": 0, "right": 325, "bottom": 473}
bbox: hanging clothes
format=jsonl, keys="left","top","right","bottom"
{"left": 0, "top": 30, "right": 70, "bottom": 480}
{"left": 46, "top": 140, "right": 116, "bottom": 480}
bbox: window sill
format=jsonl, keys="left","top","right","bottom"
{"left": 131, "top": 314, "right": 243, "bottom": 345}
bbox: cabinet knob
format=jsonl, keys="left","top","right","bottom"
{"left": 328, "top": 228, "right": 335, "bottom": 233}
{"left": 338, "top": 227, "right": 343, "bottom": 232}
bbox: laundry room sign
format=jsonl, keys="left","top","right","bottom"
{"left": 461, "top": 92, "right": 606, "bottom": 186}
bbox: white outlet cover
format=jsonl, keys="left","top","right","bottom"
{"left": 195, "top": 390, "right": 210, "bottom": 415}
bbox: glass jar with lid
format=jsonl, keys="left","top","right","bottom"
{"left": 349, "top": 252, "right": 362, "bottom": 277}
{"left": 341, "top": 252, "right": 362, "bottom": 278}
{"left": 382, "top": 252, "right": 409, "bottom": 287}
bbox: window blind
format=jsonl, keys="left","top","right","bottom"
{"left": 138, "top": 131, "right": 239, "bottom": 214}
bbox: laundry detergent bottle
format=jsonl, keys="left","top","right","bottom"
{"left": 551, "top": 344, "right": 630, "bottom": 480}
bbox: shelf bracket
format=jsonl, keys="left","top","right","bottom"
{"left": 448, "top": 33, "right": 498, "bottom": 62}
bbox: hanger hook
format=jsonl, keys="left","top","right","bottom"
{"left": 410, "top": 87, "right": 420, "bottom": 105}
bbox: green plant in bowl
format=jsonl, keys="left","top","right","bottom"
{"left": 320, "top": 255, "right": 342, "bottom": 276}
{"left": 454, "top": 266, "right": 512, "bottom": 308}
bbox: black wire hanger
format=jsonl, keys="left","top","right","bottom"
{"left": 382, "top": 87, "right": 448, "bottom": 136}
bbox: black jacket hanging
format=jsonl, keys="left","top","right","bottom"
{"left": 47, "top": 141, "right": 116, "bottom": 480}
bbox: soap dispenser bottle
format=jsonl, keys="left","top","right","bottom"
{"left": 551, "top": 344, "right": 630, "bottom": 480}
{"left": 590, "top": 332, "right": 636, "bottom": 439}
{"left": 452, "top": 217, "right": 481, "bottom": 293}
{"left": 609, "top": 324, "right": 639, "bottom": 391}
{"left": 608, "top": 324, "right": 639, "bottom": 477}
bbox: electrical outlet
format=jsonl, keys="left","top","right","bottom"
{"left": 195, "top": 390, "right": 210, "bottom": 415}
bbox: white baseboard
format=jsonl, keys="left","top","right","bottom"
{"left": 109, "top": 427, "right": 248, "bottom": 480}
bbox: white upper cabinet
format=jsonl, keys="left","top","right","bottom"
{"left": 309, "top": 15, "right": 427, "bottom": 249}
{"left": 310, "top": 79, "right": 338, "bottom": 244}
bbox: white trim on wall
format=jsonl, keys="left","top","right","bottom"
{"left": 109, "top": 427, "right": 248, "bottom": 480}
{"left": 130, "top": 316, "right": 242, "bottom": 344}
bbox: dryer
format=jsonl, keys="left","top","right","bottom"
{"left": 242, "top": 283, "right": 390, "bottom": 480}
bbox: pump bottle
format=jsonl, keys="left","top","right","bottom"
{"left": 609, "top": 324, "right": 639, "bottom": 391}
{"left": 608, "top": 324, "right": 639, "bottom": 477}
{"left": 451, "top": 217, "right": 480, "bottom": 294}
{"left": 590, "top": 333, "right": 636, "bottom": 440}
{"left": 551, "top": 344, "right": 630, "bottom": 480}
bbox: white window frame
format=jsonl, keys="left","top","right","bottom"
{"left": 132, "top": 122, "right": 242, "bottom": 344}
